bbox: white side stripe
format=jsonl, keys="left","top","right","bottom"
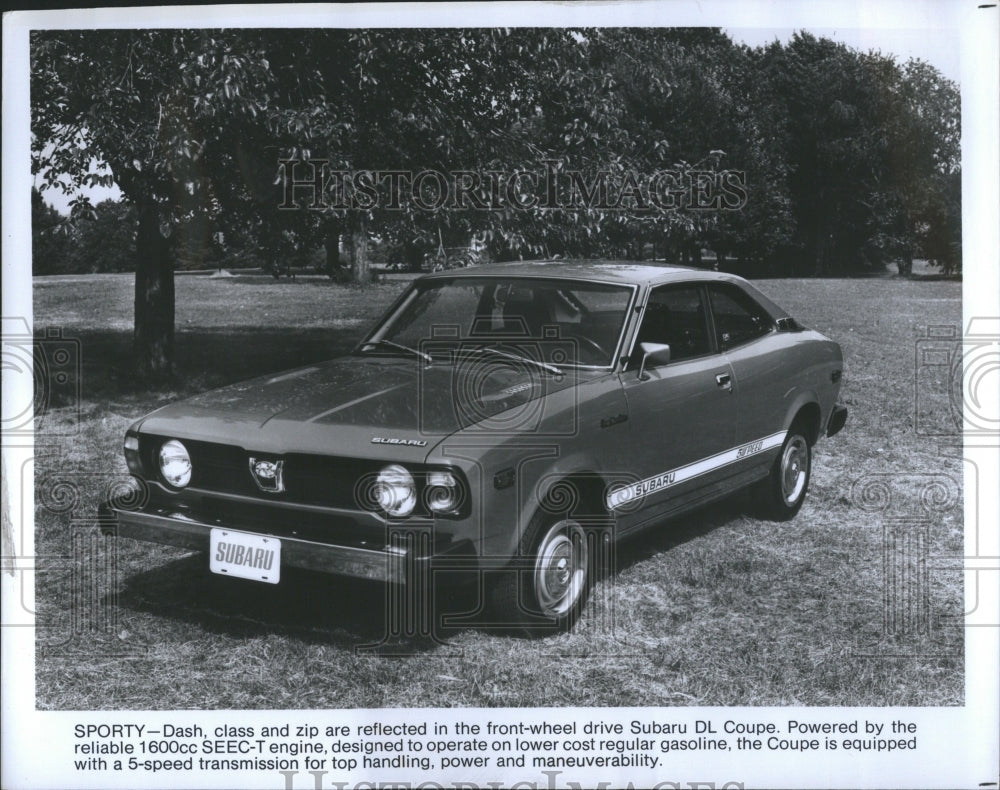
{"left": 606, "top": 431, "right": 787, "bottom": 510}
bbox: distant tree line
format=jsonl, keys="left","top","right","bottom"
{"left": 32, "top": 187, "right": 270, "bottom": 275}
{"left": 31, "top": 28, "right": 961, "bottom": 379}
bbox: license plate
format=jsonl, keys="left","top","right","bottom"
{"left": 210, "top": 529, "right": 280, "bottom": 584}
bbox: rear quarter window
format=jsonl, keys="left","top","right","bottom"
{"left": 709, "top": 284, "right": 775, "bottom": 351}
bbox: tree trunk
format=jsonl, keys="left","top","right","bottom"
{"left": 404, "top": 238, "right": 424, "bottom": 273}
{"left": 896, "top": 251, "right": 913, "bottom": 277}
{"left": 323, "top": 219, "right": 342, "bottom": 275}
{"left": 133, "top": 199, "right": 174, "bottom": 382}
{"left": 662, "top": 233, "right": 679, "bottom": 264}
{"left": 348, "top": 213, "right": 369, "bottom": 283}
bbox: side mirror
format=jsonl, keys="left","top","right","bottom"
{"left": 776, "top": 316, "right": 803, "bottom": 332}
{"left": 637, "top": 342, "right": 671, "bottom": 380}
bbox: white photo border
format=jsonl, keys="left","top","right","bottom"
{"left": 3, "top": 2, "right": 997, "bottom": 789}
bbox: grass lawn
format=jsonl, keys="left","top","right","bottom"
{"left": 32, "top": 271, "right": 964, "bottom": 709}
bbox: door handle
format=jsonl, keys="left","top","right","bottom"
{"left": 715, "top": 372, "right": 733, "bottom": 391}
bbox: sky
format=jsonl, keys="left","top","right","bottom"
{"left": 726, "top": 26, "right": 961, "bottom": 82}
{"left": 36, "top": 24, "right": 961, "bottom": 216}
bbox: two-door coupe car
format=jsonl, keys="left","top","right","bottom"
{"left": 102, "top": 261, "right": 847, "bottom": 631}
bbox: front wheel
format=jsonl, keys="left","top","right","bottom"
{"left": 754, "top": 428, "right": 811, "bottom": 520}
{"left": 490, "top": 516, "right": 591, "bottom": 634}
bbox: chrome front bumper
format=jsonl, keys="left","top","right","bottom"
{"left": 99, "top": 502, "right": 409, "bottom": 584}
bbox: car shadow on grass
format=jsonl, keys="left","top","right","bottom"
{"left": 114, "top": 494, "right": 757, "bottom": 648}
{"left": 115, "top": 550, "right": 487, "bottom": 654}
{"left": 610, "top": 493, "right": 755, "bottom": 576}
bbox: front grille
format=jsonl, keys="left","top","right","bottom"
{"left": 141, "top": 435, "right": 378, "bottom": 511}
{"left": 138, "top": 435, "right": 467, "bottom": 518}
{"left": 284, "top": 453, "right": 382, "bottom": 509}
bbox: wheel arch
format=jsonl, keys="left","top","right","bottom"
{"left": 785, "top": 396, "right": 823, "bottom": 446}
{"left": 504, "top": 461, "right": 615, "bottom": 561}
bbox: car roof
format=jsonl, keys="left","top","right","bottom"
{"left": 417, "top": 260, "right": 739, "bottom": 287}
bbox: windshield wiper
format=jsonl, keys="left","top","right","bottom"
{"left": 363, "top": 339, "right": 433, "bottom": 364}
{"left": 470, "top": 345, "right": 563, "bottom": 375}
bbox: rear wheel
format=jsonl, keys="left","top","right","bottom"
{"left": 755, "top": 427, "right": 811, "bottom": 520}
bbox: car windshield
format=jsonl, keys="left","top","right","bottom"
{"left": 363, "top": 277, "right": 635, "bottom": 368}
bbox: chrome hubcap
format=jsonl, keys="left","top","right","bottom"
{"left": 780, "top": 436, "right": 808, "bottom": 505}
{"left": 534, "top": 520, "right": 587, "bottom": 616}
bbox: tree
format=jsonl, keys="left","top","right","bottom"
{"left": 744, "top": 34, "right": 961, "bottom": 276}
{"left": 31, "top": 188, "right": 72, "bottom": 275}
{"left": 32, "top": 30, "right": 278, "bottom": 380}
{"left": 267, "top": 29, "right": 726, "bottom": 269}
{"left": 890, "top": 59, "right": 961, "bottom": 274}
{"left": 66, "top": 200, "right": 137, "bottom": 273}
{"left": 274, "top": 29, "right": 588, "bottom": 274}
{"left": 32, "top": 27, "right": 962, "bottom": 391}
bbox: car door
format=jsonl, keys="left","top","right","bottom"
{"left": 613, "top": 283, "right": 738, "bottom": 531}
{"left": 707, "top": 282, "right": 790, "bottom": 478}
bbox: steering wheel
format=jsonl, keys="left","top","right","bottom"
{"left": 571, "top": 334, "right": 608, "bottom": 362}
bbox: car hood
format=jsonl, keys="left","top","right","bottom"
{"left": 135, "top": 354, "right": 590, "bottom": 460}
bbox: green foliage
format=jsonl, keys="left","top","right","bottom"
{"left": 737, "top": 34, "right": 961, "bottom": 275}
{"left": 69, "top": 200, "right": 137, "bottom": 273}
{"left": 31, "top": 30, "right": 287, "bottom": 378}
{"left": 32, "top": 190, "right": 136, "bottom": 275}
{"left": 32, "top": 30, "right": 277, "bottom": 210}
{"left": 31, "top": 187, "right": 72, "bottom": 275}
{"left": 31, "top": 27, "right": 963, "bottom": 296}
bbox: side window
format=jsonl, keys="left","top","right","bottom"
{"left": 633, "top": 285, "right": 711, "bottom": 364}
{"left": 709, "top": 284, "right": 774, "bottom": 350}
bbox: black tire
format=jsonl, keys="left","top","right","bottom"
{"left": 489, "top": 511, "right": 592, "bottom": 634}
{"left": 754, "top": 426, "right": 811, "bottom": 521}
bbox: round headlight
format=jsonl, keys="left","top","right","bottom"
{"left": 158, "top": 440, "right": 192, "bottom": 488}
{"left": 374, "top": 464, "right": 416, "bottom": 517}
{"left": 425, "top": 470, "right": 460, "bottom": 514}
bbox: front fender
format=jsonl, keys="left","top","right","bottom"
{"left": 491, "top": 449, "right": 616, "bottom": 562}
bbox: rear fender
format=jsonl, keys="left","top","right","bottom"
{"left": 782, "top": 391, "right": 823, "bottom": 445}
